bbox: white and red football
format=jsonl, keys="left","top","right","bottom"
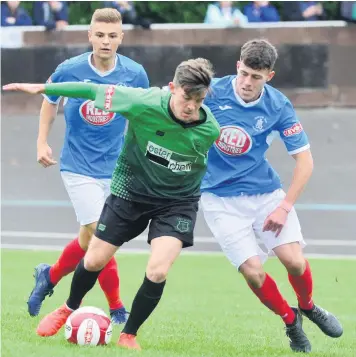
{"left": 64, "top": 306, "right": 112, "bottom": 346}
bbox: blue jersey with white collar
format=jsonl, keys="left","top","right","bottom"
{"left": 44, "top": 52, "right": 149, "bottom": 179}
{"left": 201, "top": 75, "right": 310, "bottom": 196}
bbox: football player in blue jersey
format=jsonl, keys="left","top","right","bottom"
{"left": 202, "top": 39, "right": 342, "bottom": 353}
{"left": 27, "top": 8, "right": 149, "bottom": 326}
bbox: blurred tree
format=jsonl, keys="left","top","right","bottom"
{"left": 134, "top": 1, "right": 208, "bottom": 23}
{"left": 21, "top": 1, "right": 341, "bottom": 25}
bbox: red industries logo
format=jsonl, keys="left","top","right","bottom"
{"left": 215, "top": 126, "right": 252, "bottom": 156}
{"left": 79, "top": 100, "right": 115, "bottom": 126}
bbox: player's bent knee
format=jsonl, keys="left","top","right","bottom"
{"left": 83, "top": 235, "right": 118, "bottom": 272}
{"left": 83, "top": 255, "right": 106, "bottom": 272}
{"left": 146, "top": 267, "right": 168, "bottom": 283}
{"left": 240, "top": 261, "right": 265, "bottom": 288}
{"left": 245, "top": 270, "right": 266, "bottom": 289}
{"left": 283, "top": 257, "right": 306, "bottom": 276}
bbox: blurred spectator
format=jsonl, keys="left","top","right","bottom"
{"left": 204, "top": 1, "right": 248, "bottom": 26}
{"left": 283, "top": 1, "right": 325, "bottom": 21}
{"left": 33, "top": 1, "right": 68, "bottom": 30}
{"left": 103, "top": 1, "right": 151, "bottom": 29}
{"left": 243, "top": 1, "right": 280, "bottom": 22}
{"left": 1, "top": 1, "right": 32, "bottom": 26}
{"left": 340, "top": 1, "right": 356, "bottom": 23}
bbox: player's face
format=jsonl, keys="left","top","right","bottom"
{"left": 88, "top": 21, "right": 124, "bottom": 60}
{"left": 168, "top": 82, "right": 207, "bottom": 122}
{"left": 236, "top": 61, "right": 275, "bottom": 102}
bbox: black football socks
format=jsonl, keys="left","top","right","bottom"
{"left": 123, "top": 275, "right": 166, "bottom": 335}
{"left": 66, "top": 259, "right": 102, "bottom": 310}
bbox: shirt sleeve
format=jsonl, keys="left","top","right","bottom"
{"left": 275, "top": 100, "right": 310, "bottom": 155}
{"left": 94, "top": 84, "right": 149, "bottom": 120}
{"left": 43, "top": 63, "right": 66, "bottom": 105}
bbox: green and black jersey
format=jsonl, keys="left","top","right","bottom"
{"left": 94, "top": 85, "right": 220, "bottom": 203}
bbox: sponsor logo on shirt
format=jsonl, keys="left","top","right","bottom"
{"left": 215, "top": 126, "right": 252, "bottom": 156}
{"left": 104, "top": 85, "right": 115, "bottom": 111}
{"left": 283, "top": 123, "right": 303, "bottom": 137}
{"left": 145, "top": 141, "right": 197, "bottom": 172}
{"left": 79, "top": 100, "right": 115, "bottom": 126}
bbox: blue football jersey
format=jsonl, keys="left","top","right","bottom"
{"left": 44, "top": 52, "right": 149, "bottom": 179}
{"left": 201, "top": 75, "right": 310, "bottom": 196}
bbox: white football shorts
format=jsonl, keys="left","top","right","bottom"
{"left": 201, "top": 189, "right": 306, "bottom": 269}
{"left": 61, "top": 171, "right": 111, "bottom": 226}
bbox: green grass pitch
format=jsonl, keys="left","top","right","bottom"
{"left": 1, "top": 250, "right": 355, "bottom": 357}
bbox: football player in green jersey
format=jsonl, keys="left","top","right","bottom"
{"left": 4, "top": 58, "right": 220, "bottom": 350}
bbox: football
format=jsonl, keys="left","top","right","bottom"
{"left": 64, "top": 306, "right": 112, "bottom": 346}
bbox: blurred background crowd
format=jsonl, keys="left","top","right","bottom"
{"left": 1, "top": 1, "right": 356, "bottom": 30}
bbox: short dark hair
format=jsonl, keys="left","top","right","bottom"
{"left": 240, "top": 39, "right": 278, "bottom": 71}
{"left": 173, "top": 58, "right": 214, "bottom": 96}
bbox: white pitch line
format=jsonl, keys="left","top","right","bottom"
{"left": 1, "top": 244, "right": 356, "bottom": 260}
{"left": 0, "top": 244, "right": 151, "bottom": 253}
{"left": 1, "top": 231, "right": 356, "bottom": 246}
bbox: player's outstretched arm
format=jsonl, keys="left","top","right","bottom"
{"left": 3, "top": 82, "right": 98, "bottom": 100}
{"left": 4, "top": 82, "right": 145, "bottom": 119}
{"left": 3, "top": 83, "right": 46, "bottom": 94}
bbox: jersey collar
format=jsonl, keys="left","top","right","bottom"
{"left": 231, "top": 76, "right": 265, "bottom": 107}
{"left": 87, "top": 53, "right": 119, "bottom": 77}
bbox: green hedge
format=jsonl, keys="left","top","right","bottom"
{"left": 22, "top": 1, "right": 341, "bottom": 25}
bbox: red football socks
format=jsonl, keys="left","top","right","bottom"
{"left": 49, "top": 237, "right": 85, "bottom": 285}
{"left": 249, "top": 273, "right": 296, "bottom": 325}
{"left": 288, "top": 259, "right": 314, "bottom": 310}
{"left": 98, "top": 257, "right": 123, "bottom": 310}
{"left": 49, "top": 238, "right": 123, "bottom": 310}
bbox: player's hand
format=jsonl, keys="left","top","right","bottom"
{"left": 2, "top": 83, "right": 45, "bottom": 95}
{"left": 262, "top": 207, "right": 288, "bottom": 237}
{"left": 37, "top": 143, "right": 57, "bottom": 168}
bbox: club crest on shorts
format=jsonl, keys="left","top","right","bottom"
{"left": 98, "top": 223, "right": 106, "bottom": 232}
{"left": 176, "top": 218, "right": 191, "bottom": 233}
